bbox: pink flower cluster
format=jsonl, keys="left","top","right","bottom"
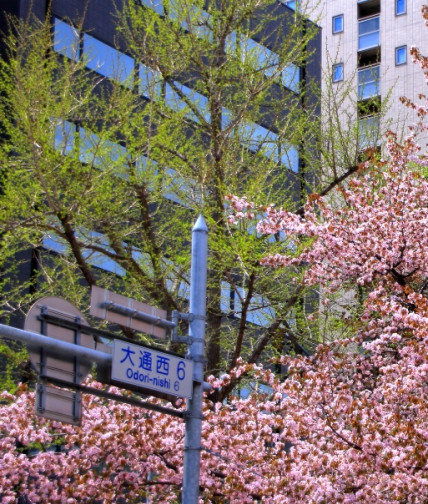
{"left": 1, "top": 323, "right": 427, "bottom": 504}
{"left": 1, "top": 10, "right": 428, "bottom": 502}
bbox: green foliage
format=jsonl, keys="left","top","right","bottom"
{"left": 0, "top": 341, "right": 33, "bottom": 393}
{"left": 0, "top": 2, "right": 325, "bottom": 395}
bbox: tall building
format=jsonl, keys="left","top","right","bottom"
{"left": 307, "top": 0, "right": 428, "bottom": 148}
{"left": 0, "top": 0, "right": 321, "bottom": 381}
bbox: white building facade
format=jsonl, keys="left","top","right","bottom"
{"left": 307, "top": 0, "right": 427, "bottom": 147}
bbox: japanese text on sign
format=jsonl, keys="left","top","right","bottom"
{"left": 111, "top": 340, "right": 193, "bottom": 399}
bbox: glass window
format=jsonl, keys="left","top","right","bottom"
{"left": 282, "top": 1, "right": 297, "bottom": 10}
{"left": 43, "top": 230, "right": 126, "bottom": 275}
{"left": 137, "top": 156, "right": 198, "bottom": 207}
{"left": 332, "top": 63, "right": 344, "bottom": 82}
{"left": 221, "top": 107, "right": 232, "bottom": 129}
{"left": 225, "top": 31, "right": 238, "bottom": 54}
{"left": 187, "top": 8, "right": 212, "bottom": 39}
{"left": 239, "top": 36, "right": 284, "bottom": 84}
{"left": 140, "top": 0, "right": 163, "bottom": 15}
{"left": 282, "top": 63, "right": 300, "bottom": 93}
{"left": 79, "top": 127, "right": 101, "bottom": 165}
{"left": 54, "top": 120, "right": 75, "bottom": 155}
{"left": 175, "top": 4, "right": 212, "bottom": 39}
{"left": 53, "top": 18, "right": 80, "bottom": 61}
{"left": 140, "top": 64, "right": 162, "bottom": 100}
{"left": 332, "top": 15, "right": 344, "bottom": 34}
{"left": 395, "top": 45, "right": 407, "bottom": 65}
{"left": 358, "top": 65, "right": 380, "bottom": 99}
{"left": 359, "top": 115, "right": 380, "bottom": 148}
{"left": 134, "top": 154, "right": 155, "bottom": 181}
{"left": 239, "top": 122, "right": 273, "bottom": 154}
{"left": 241, "top": 37, "right": 275, "bottom": 76}
{"left": 163, "top": 166, "right": 198, "bottom": 205}
{"left": 238, "top": 122, "right": 298, "bottom": 170}
{"left": 232, "top": 287, "right": 276, "bottom": 327}
{"left": 54, "top": 121, "right": 128, "bottom": 174}
{"left": 165, "top": 82, "right": 210, "bottom": 123}
{"left": 358, "top": 16, "right": 380, "bottom": 51}
{"left": 79, "top": 128, "right": 127, "bottom": 172}
{"left": 225, "top": 34, "right": 292, "bottom": 90}
{"left": 396, "top": 0, "right": 406, "bottom": 15}
{"left": 176, "top": 82, "right": 210, "bottom": 122}
{"left": 82, "top": 230, "right": 126, "bottom": 276}
{"left": 83, "top": 34, "right": 134, "bottom": 86}
{"left": 43, "top": 233, "right": 68, "bottom": 255}
{"left": 281, "top": 145, "right": 299, "bottom": 172}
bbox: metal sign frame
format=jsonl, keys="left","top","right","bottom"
{"left": 0, "top": 215, "right": 208, "bottom": 504}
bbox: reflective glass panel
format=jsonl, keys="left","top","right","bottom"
{"left": 333, "top": 15, "right": 343, "bottom": 34}
{"left": 396, "top": 0, "right": 406, "bottom": 15}
{"left": 358, "top": 65, "right": 380, "bottom": 99}
{"left": 140, "top": 0, "right": 163, "bottom": 15}
{"left": 165, "top": 82, "right": 210, "bottom": 123}
{"left": 333, "top": 63, "right": 343, "bottom": 82}
{"left": 396, "top": 46, "right": 407, "bottom": 65}
{"left": 54, "top": 18, "right": 80, "bottom": 61}
{"left": 358, "top": 16, "right": 379, "bottom": 51}
{"left": 140, "top": 64, "right": 162, "bottom": 99}
{"left": 282, "top": 64, "right": 300, "bottom": 92}
{"left": 83, "top": 34, "right": 134, "bottom": 86}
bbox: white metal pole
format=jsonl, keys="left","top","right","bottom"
{"left": 182, "top": 215, "right": 208, "bottom": 504}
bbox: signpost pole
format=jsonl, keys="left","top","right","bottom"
{"left": 182, "top": 215, "right": 208, "bottom": 504}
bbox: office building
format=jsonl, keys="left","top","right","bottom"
{"left": 0, "top": 0, "right": 321, "bottom": 381}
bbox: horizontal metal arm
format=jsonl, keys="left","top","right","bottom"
{"left": 39, "top": 375, "right": 186, "bottom": 419}
{"left": 0, "top": 323, "right": 112, "bottom": 366}
{"left": 100, "top": 302, "right": 176, "bottom": 330}
{"left": 0, "top": 323, "right": 212, "bottom": 391}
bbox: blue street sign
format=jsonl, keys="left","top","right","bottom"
{"left": 111, "top": 340, "right": 194, "bottom": 399}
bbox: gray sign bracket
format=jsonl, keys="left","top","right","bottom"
{"left": 100, "top": 301, "right": 176, "bottom": 330}
{"left": 171, "top": 310, "right": 206, "bottom": 344}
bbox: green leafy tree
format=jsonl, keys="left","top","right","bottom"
{"left": 0, "top": 0, "right": 363, "bottom": 397}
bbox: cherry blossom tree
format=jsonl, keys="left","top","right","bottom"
{"left": 1, "top": 8, "right": 427, "bottom": 504}
{"left": 1, "top": 131, "right": 427, "bottom": 501}
{"left": 221, "top": 31, "right": 428, "bottom": 501}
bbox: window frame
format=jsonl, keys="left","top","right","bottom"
{"left": 395, "top": 45, "right": 407, "bottom": 66}
{"left": 396, "top": 0, "right": 406, "bottom": 16}
{"left": 332, "top": 14, "right": 344, "bottom": 34}
{"left": 332, "top": 63, "right": 344, "bottom": 83}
